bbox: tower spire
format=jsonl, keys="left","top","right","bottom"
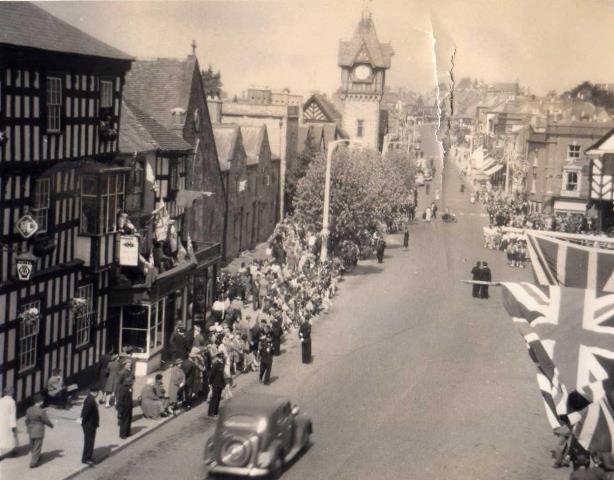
{"left": 361, "top": 0, "right": 372, "bottom": 21}
{"left": 191, "top": 40, "right": 197, "bottom": 56}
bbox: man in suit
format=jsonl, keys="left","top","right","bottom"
{"left": 116, "top": 377, "right": 133, "bottom": 439}
{"left": 270, "top": 316, "right": 283, "bottom": 356}
{"left": 25, "top": 394, "right": 54, "bottom": 468}
{"left": 471, "top": 261, "right": 481, "bottom": 298}
{"left": 208, "top": 353, "right": 226, "bottom": 417}
{"left": 480, "top": 261, "right": 492, "bottom": 299}
{"left": 299, "top": 319, "right": 312, "bottom": 364}
{"left": 80, "top": 386, "right": 99, "bottom": 466}
{"left": 259, "top": 335, "right": 274, "bottom": 385}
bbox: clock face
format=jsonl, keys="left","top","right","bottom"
{"left": 353, "top": 64, "right": 372, "bottom": 81}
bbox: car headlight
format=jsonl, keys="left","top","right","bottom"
{"left": 257, "top": 451, "right": 272, "bottom": 468}
{"left": 256, "top": 418, "right": 267, "bottom": 434}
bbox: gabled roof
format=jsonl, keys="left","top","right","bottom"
{"left": 0, "top": 2, "right": 132, "bottom": 61}
{"left": 338, "top": 15, "right": 393, "bottom": 68}
{"left": 240, "top": 125, "right": 267, "bottom": 166}
{"left": 119, "top": 100, "right": 192, "bottom": 153}
{"left": 586, "top": 129, "right": 614, "bottom": 154}
{"left": 123, "top": 56, "right": 198, "bottom": 131}
{"left": 212, "top": 124, "right": 241, "bottom": 172}
{"left": 303, "top": 94, "right": 342, "bottom": 123}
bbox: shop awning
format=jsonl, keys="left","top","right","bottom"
{"left": 483, "top": 163, "right": 504, "bottom": 176}
{"left": 480, "top": 156, "right": 497, "bottom": 171}
{"left": 553, "top": 200, "right": 587, "bottom": 213}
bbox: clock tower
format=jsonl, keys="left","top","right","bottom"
{"left": 338, "top": 10, "right": 393, "bottom": 150}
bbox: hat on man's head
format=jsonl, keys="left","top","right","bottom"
{"left": 32, "top": 393, "right": 44, "bottom": 404}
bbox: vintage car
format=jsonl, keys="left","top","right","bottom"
{"left": 204, "top": 394, "right": 313, "bottom": 478}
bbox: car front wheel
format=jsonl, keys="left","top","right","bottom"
{"left": 269, "top": 452, "right": 284, "bottom": 479}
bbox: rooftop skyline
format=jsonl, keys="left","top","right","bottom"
{"left": 36, "top": 0, "right": 614, "bottom": 98}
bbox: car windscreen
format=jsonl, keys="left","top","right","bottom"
{"left": 224, "top": 415, "right": 262, "bottom": 429}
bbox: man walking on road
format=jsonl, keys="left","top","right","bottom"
{"left": 299, "top": 319, "right": 312, "bottom": 364}
{"left": 471, "top": 261, "right": 481, "bottom": 298}
{"left": 480, "top": 262, "right": 492, "bottom": 299}
{"left": 403, "top": 227, "right": 410, "bottom": 250}
{"left": 80, "top": 386, "right": 99, "bottom": 466}
{"left": 259, "top": 335, "right": 274, "bottom": 385}
{"left": 25, "top": 394, "right": 54, "bottom": 468}
{"left": 208, "top": 353, "right": 225, "bottom": 417}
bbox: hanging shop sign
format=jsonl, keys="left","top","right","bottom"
{"left": 15, "top": 214, "right": 39, "bottom": 239}
{"left": 15, "top": 250, "right": 37, "bottom": 281}
{"left": 118, "top": 235, "right": 139, "bottom": 266}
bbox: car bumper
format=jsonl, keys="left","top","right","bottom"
{"left": 208, "top": 463, "right": 269, "bottom": 477}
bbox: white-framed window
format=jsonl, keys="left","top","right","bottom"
{"left": 46, "top": 76, "right": 62, "bottom": 132}
{"left": 357, "top": 119, "right": 364, "bottom": 138}
{"left": 19, "top": 300, "right": 40, "bottom": 372}
{"left": 74, "top": 284, "right": 94, "bottom": 348}
{"left": 564, "top": 170, "right": 579, "bottom": 192}
{"left": 100, "top": 80, "right": 113, "bottom": 109}
{"left": 33, "top": 177, "right": 50, "bottom": 232}
{"left": 568, "top": 144, "right": 581, "bottom": 161}
{"left": 120, "top": 300, "right": 165, "bottom": 355}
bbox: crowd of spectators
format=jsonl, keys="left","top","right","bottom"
{"left": 481, "top": 190, "right": 598, "bottom": 234}
{"left": 161, "top": 218, "right": 343, "bottom": 415}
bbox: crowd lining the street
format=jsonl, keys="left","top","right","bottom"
{"left": 0, "top": 218, "right": 349, "bottom": 469}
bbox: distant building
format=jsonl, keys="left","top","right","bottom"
{"left": 220, "top": 100, "right": 299, "bottom": 217}
{"left": 527, "top": 121, "right": 614, "bottom": 214}
{"left": 585, "top": 129, "right": 614, "bottom": 230}
{"left": 338, "top": 11, "right": 393, "bottom": 150}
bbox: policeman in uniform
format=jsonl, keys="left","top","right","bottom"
{"left": 299, "top": 319, "right": 312, "bottom": 364}
{"left": 259, "top": 334, "right": 274, "bottom": 385}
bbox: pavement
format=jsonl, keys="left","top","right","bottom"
{"left": 0, "top": 243, "right": 274, "bottom": 480}
{"left": 3, "top": 125, "right": 571, "bottom": 480}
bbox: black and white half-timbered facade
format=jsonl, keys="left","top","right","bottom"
{"left": 0, "top": 2, "right": 133, "bottom": 406}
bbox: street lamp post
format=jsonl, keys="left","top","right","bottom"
{"left": 320, "top": 139, "right": 364, "bottom": 262}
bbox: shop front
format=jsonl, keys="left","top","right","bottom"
{"left": 110, "top": 258, "right": 195, "bottom": 376}
{"left": 118, "top": 286, "right": 188, "bottom": 376}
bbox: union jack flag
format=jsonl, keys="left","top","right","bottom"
{"left": 501, "top": 282, "right": 614, "bottom": 451}
{"left": 525, "top": 231, "right": 614, "bottom": 291}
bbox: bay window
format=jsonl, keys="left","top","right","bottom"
{"left": 80, "top": 173, "right": 126, "bottom": 235}
{"left": 120, "top": 301, "right": 165, "bottom": 356}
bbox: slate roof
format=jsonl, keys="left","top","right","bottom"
{"left": 240, "top": 125, "right": 267, "bottom": 166}
{"left": 119, "top": 100, "right": 192, "bottom": 153}
{"left": 123, "top": 56, "right": 198, "bottom": 131}
{"left": 0, "top": 2, "right": 132, "bottom": 61}
{"left": 338, "top": 16, "right": 393, "bottom": 68}
{"left": 212, "top": 124, "right": 240, "bottom": 172}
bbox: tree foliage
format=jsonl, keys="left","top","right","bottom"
{"left": 201, "top": 65, "right": 224, "bottom": 99}
{"left": 564, "top": 81, "right": 614, "bottom": 109}
{"left": 285, "top": 135, "right": 320, "bottom": 214}
{"left": 292, "top": 147, "right": 414, "bottom": 250}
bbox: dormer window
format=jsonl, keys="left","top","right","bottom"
{"left": 171, "top": 108, "right": 186, "bottom": 127}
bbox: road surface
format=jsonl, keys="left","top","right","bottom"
{"left": 76, "top": 126, "right": 566, "bottom": 480}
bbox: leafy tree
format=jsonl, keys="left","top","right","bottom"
{"left": 285, "top": 133, "right": 321, "bottom": 214}
{"left": 201, "top": 65, "right": 224, "bottom": 98}
{"left": 292, "top": 147, "right": 412, "bottom": 251}
{"left": 564, "top": 81, "right": 614, "bottom": 109}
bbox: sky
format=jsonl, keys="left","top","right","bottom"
{"left": 37, "top": 0, "right": 614, "bottom": 98}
